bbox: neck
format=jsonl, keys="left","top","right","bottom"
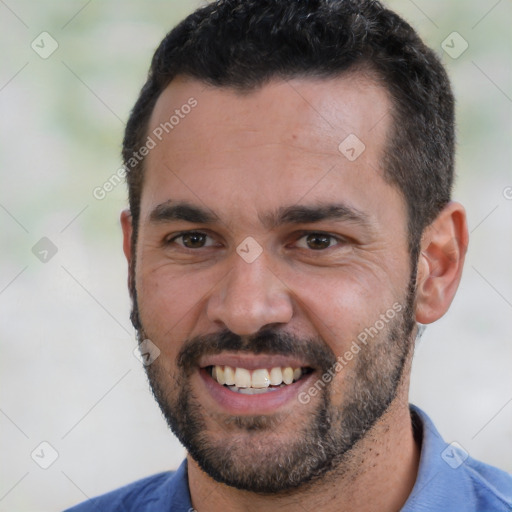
{"left": 187, "top": 394, "right": 420, "bottom": 512}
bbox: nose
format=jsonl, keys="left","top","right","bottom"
{"left": 206, "top": 253, "right": 294, "bottom": 336}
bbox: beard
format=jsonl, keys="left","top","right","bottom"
{"left": 131, "top": 266, "right": 417, "bottom": 494}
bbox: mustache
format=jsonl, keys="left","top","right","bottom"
{"left": 177, "top": 328, "right": 337, "bottom": 374}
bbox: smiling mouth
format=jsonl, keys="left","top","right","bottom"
{"left": 206, "top": 365, "right": 313, "bottom": 395}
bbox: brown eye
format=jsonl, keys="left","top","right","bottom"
{"left": 305, "top": 233, "right": 333, "bottom": 250}
{"left": 181, "top": 232, "right": 206, "bottom": 248}
{"left": 175, "top": 232, "right": 209, "bottom": 248}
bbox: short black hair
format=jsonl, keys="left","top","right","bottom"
{"left": 123, "top": 0, "right": 454, "bottom": 254}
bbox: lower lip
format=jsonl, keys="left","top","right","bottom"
{"left": 198, "top": 368, "right": 315, "bottom": 415}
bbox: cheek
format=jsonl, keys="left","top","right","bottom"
{"left": 135, "top": 261, "right": 221, "bottom": 342}
{"left": 287, "top": 267, "right": 400, "bottom": 353}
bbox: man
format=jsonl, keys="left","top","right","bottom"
{"left": 66, "top": 0, "right": 512, "bottom": 510}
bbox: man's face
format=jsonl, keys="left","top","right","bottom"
{"left": 126, "top": 75, "right": 417, "bottom": 492}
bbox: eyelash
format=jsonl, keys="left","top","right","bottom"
{"left": 292, "top": 231, "right": 346, "bottom": 250}
{"left": 165, "top": 231, "right": 217, "bottom": 248}
{"left": 165, "top": 231, "right": 347, "bottom": 251}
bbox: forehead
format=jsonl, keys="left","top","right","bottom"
{"left": 141, "top": 74, "right": 403, "bottom": 229}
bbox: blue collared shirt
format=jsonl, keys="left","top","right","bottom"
{"left": 64, "top": 406, "right": 512, "bottom": 511}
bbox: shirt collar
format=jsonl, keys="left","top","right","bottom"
{"left": 401, "top": 404, "right": 474, "bottom": 511}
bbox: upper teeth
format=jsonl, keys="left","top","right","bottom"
{"left": 211, "top": 366, "right": 303, "bottom": 388}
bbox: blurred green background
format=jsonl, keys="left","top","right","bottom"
{"left": 1, "top": 1, "right": 511, "bottom": 510}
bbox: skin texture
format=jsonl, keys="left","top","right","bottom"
{"left": 121, "top": 75, "right": 468, "bottom": 512}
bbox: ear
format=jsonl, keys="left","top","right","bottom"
{"left": 415, "top": 202, "right": 469, "bottom": 324}
{"left": 120, "top": 209, "right": 133, "bottom": 265}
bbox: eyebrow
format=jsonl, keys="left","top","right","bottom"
{"left": 148, "top": 200, "right": 219, "bottom": 224}
{"left": 261, "top": 203, "right": 372, "bottom": 230}
{"left": 148, "top": 199, "right": 371, "bottom": 231}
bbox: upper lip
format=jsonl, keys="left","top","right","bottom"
{"left": 198, "top": 353, "right": 313, "bottom": 371}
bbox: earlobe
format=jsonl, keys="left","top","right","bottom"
{"left": 415, "top": 202, "right": 469, "bottom": 324}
